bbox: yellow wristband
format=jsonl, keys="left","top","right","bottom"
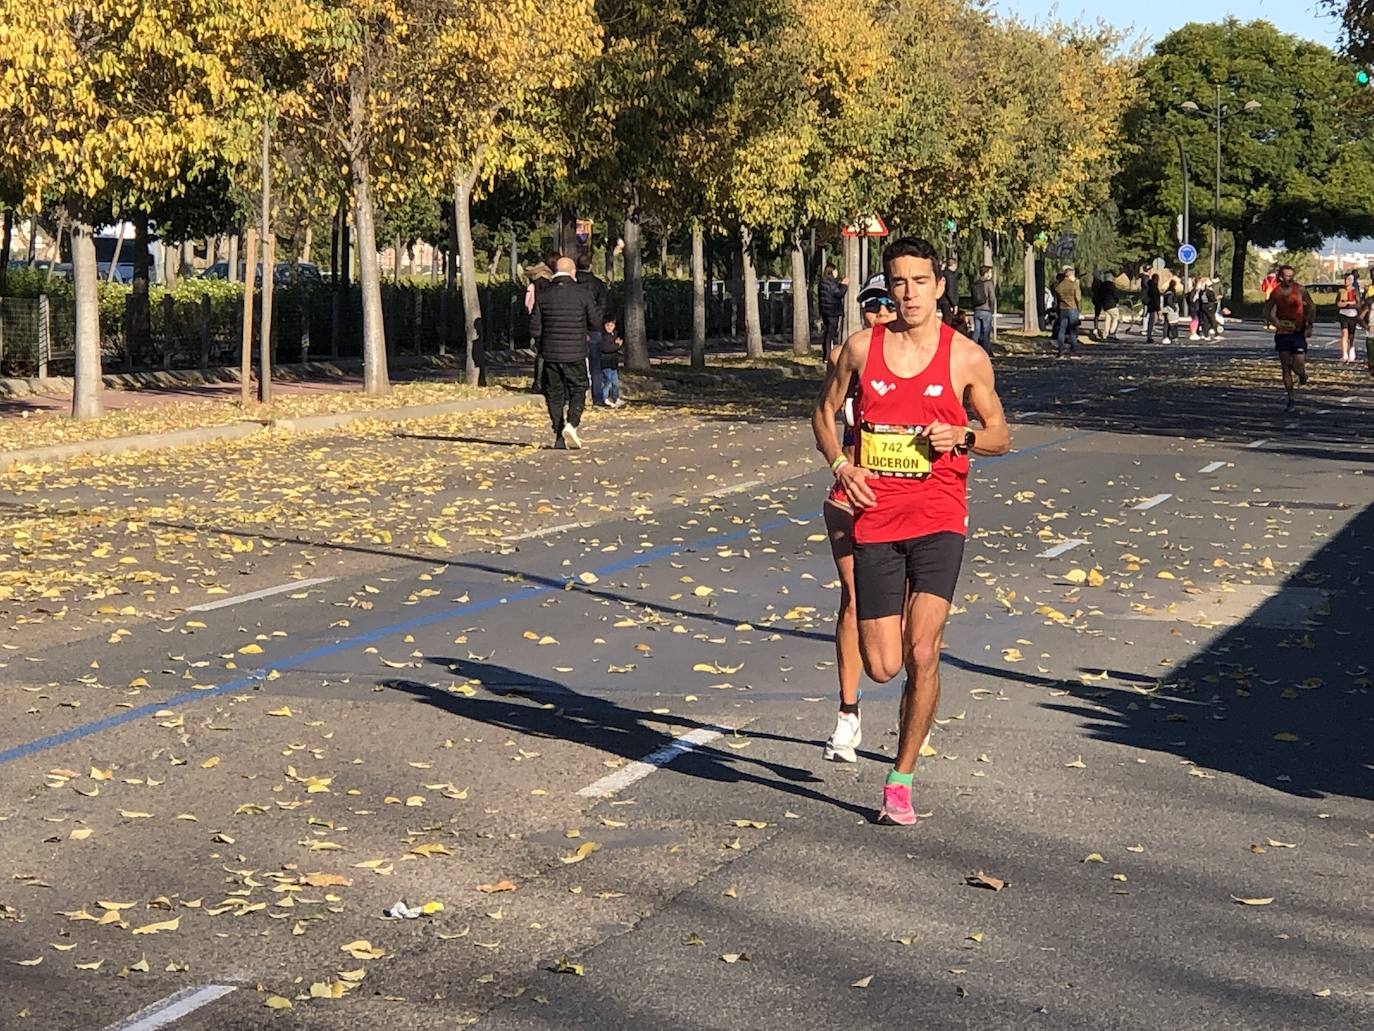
{"left": 830, "top": 455, "right": 848, "bottom": 473}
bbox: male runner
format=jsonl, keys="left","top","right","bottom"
{"left": 818, "top": 273, "right": 897, "bottom": 764}
{"left": 813, "top": 237, "right": 1010, "bottom": 825}
{"left": 1262, "top": 264, "right": 1315, "bottom": 412}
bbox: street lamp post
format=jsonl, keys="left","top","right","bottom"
{"left": 1182, "top": 91, "right": 1260, "bottom": 282}
{"left": 1174, "top": 134, "right": 1191, "bottom": 299}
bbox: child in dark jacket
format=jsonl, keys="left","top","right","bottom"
{"left": 600, "top": 318, "right": 624, "bottom": 407}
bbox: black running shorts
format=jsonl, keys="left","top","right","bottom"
{"left": 1274, "top": 332, "right": 1307, "bottom": 353}
{"left": 852, "top": 531, "right": 966, "bottom": 620}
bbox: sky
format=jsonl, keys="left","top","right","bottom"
{"left": 993, "top": 0, "right": 1342, "bottom": 49}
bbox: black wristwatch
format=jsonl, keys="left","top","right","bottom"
{"left": 957, "top": 430, "right": 976, "bottom": 454}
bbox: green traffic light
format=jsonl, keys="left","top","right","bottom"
{"left": 1358, "top": 69, "right": 1371, "bottom": 85}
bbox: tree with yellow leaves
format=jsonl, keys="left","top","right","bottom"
{"left": 0, "top": 0, "right": 277, "bottom": 417}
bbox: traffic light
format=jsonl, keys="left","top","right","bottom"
{"left": 944, "top": 218, "right": 957, "bottom": 234}
{"left": 1358, "top": 68, "right": 1371, "bottom": 86}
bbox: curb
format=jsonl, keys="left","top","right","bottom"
{"left": 0, "top": 354, "right": 467, "bottom": 399}
{"left": 0, "top": 393, "right": 538, "bottom": 472}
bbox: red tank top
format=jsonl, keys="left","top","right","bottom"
{"left": 1272, "top": 286, "right": 1307, "bottom": 327}
{"left": 852, "top": 323, "right": 970, "bottom": 544}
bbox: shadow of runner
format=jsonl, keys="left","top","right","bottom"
{"left": 379, "top": 658, "right": 875, "bottom": 819}
{"left": 1040, "top": 497, "right": 1374, "bottom": 802}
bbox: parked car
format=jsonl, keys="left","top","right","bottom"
{"left": 202, "top": 261, "right": 324, "bottom": 287}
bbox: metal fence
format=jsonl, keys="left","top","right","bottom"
{"left": 0, "top": 282, "right": 803, "bottom": 379}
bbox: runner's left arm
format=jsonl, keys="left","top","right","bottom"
{"left": 961, "top": 346, "right": 1011, "bottom": 456}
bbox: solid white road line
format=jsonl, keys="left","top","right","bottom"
{"left": 505, "top": 521, "right": 588, "bottom": 542}
{"left": 1339, "top": 396, "right": 1358, "bottom": 403}
{"left": 577, "top": 726, "right": 727, "bottom": 798}
{"left": 1038, "top": 539, "right": 1087, "bottom": 559}
{"left": 186, "top": 577, "right": 334, "bottom": 613}
{"left": 1198, "top": 460, "right": 1227, "bottom": 474}
{"left": 1246, "top": 439, "right": 1269, "bottom": 449}
{"left": 1015, "top": 412, "right": 1044, "bottom": 419}
{"left": 705, "top": 479, "right": 765, "bottom": 498}
{"left": 1132, "top": 493, "right": 1173, "bottom": 511}
{"left": 1116, "top": 386, "right": 1139, "bottom": 394}
{"left": 104, "top": 985, "right": 237, "bottom": 1031}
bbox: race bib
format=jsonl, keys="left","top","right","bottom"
{"left": 859, "top": 421, "right": 933, "bottom": 478}
{"left": 1274, "top": 317, "right": 1297, "bottom": 331}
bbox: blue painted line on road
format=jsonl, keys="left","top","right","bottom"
{"left": 0, "top": 515, "right": 800, "bottom": 767}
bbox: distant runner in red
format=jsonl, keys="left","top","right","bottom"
{"left": 1262, "top": 264, "right": 1315, "bottom": 413}
{"left": 812, "top": 237, "right": 1010, "bottom": 826}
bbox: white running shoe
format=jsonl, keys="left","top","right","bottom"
{"left": 823, "top": 711, "right": 861, "bottom": 763}
{"left": 561, "top": 424, "right": 583, "bottom": 449}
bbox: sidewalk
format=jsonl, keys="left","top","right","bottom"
{"left": 0, "top": 358, "right": 537, "bottom": 468}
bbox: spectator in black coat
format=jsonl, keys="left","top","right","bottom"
{"left": 818, "top": 266, "right": 847, "bottom": 351}
{"left": 576, "top": 254, "right": 610, "bottom": 405}
{"left": 531, "top": 257, "right": 598, "bottom": 449}
{"left": 1143, "top": 269, "right": 1162, "bottom": 343}
{"left": 938, "top": 255, "right": 960, "bottom": 325}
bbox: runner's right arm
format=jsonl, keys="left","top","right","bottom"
{"left": 1302, "top": 288, "right": 1316, "bottom": 336}
{"left": 813, "top": 331, "right": 877, "bottom": 509}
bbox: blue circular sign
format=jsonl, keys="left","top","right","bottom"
{"left": 1177, "top": 244, "right": 1197, "bottom": 265}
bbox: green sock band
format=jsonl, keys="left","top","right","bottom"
{"left": 886, "top": 769, "right": 914, "bottom": 787}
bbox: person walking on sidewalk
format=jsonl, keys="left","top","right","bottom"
{"left": 576, "top": 254, "right": 610, "bottom": 405}
{"left": 599, "top": 316, "right": 624, "bottom": 407}
{"left": 1160, "top": 278, "right": 1181, "bottom": 342}
{"left": 970, "top": 265, "right": 994, "bottom": 352}
{"left": 1099, "top": 272, "right": 1121, "bottom": 342}
{"left": 813, "top": 236, "right": 1010, "bottom": 826}
{"left": 1052, "top": 265, "right": 1082, "bottom": 357}
{"left": 1196, "top": 278, "right": 1220, "bottom": 340}
{"left": 819, "top": 266, "right": 847, "bottom": 351}
{"left": 1263, "top": 264, "right": 1315, "bottom": 413}
{"left": 1143, "top": 269, "right": 1162, "bottom": 343}
{"left": 531, "top": 256, "right": 598, "bottom": 449}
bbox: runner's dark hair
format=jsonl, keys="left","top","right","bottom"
{"left": 1278, "top": 264, "right": 1294, "bottom": 275}
{"left": 882, "top": 236, "right": 940, "bottom": 278}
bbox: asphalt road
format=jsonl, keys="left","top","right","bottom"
{"left": 2, "top": 322, "right": 1372, "bottom": 1031}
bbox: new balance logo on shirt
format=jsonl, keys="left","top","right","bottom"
{"left": 923, "top": 384, "right": 945, "bottom": 397}
{"left": 870, "top": 379, "right": 896, "bottom": 396}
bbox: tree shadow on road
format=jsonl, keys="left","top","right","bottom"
{"left": 379, "top": 658, "right": 875, "bottom": 819}
{"left": 1040, "top": 496, "right": 1374, "bottom": 802}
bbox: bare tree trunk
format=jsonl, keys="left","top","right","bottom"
{"left": 70, "top": 221, "right": 103, "bottom": 420}
{"left": 130, "top": 213, "right": 152, "bottom": 359}
{"left": 164, "top": 240, "right": 178, "bottom": 289}
{"left": 741, "top": 224, "right": 763, "bottom": 358}
{"left": 623, "top": 209, "right": 647, "bottom": 370}
{"left": 302, "top": 224, "right": 313, "bottom": 265}
{"left": 241, "top": 228, "right": 257, "bottom": 404}
{"left": 259, "top": 232, "right": 275, "bottom": 404}
{"left": 258, "top": 118, "right": 275, "bottom": 405}
{"left": 44, "top": 216, "right": 65, "bottom": 290}
{"left": 227, "top": 231, "right": 239, "bottom": 283}
{"left": 454, "top": 171, "right": 483, "bottom": 386}
{"left": 604, "top": 221, "right": 614, "bottom": 282}
{"left": 690, "top": 223, "right": 706, "bottom": 369}
{"left": 790, "top": 226, "right": 809, "bottom": 356}
{"left": 1022, "top": 240, "right": 1037, "bottom": 334}
{"left": 659, "top": 230, "right": 669, "bottom": 275}
{"left": 350, "top": 70, "right": 389, "bottom": 396}
{"left": 509, "top": 231, "right": 519, "bottom": 283}
{"left": 842, "top": 234, "right": 860, "bottom": 337}
{"left": 1, "top": 209, "right": 14, "bottom": 295}
{"left": 106, "top": 221, "right": 126, "bottom": 283}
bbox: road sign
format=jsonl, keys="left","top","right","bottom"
{"left": 1178, "top": 243, "right": 1197, "bottom": 265}
{"left": 842, "top": 215, "right": 888, "bottom": 238}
